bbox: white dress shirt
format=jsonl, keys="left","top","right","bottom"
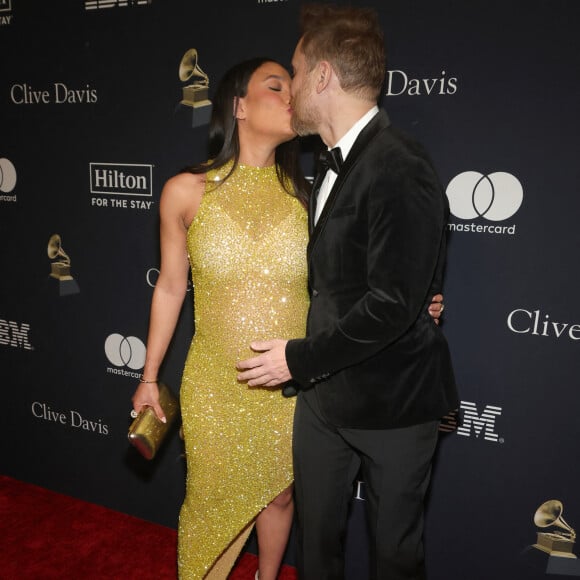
{"left": 313, "top": 105, "right": 379, "bottom": 225}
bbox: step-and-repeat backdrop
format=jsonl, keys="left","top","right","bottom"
{"left": 2, "top": 1, "right": 579, "bottom": 578}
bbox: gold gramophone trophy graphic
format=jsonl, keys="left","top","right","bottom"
{"left": 178, "top": 48, "right": 212, "bottom": 128}
{"left": 533, "top": 500, "right": 577, "bottom": 559}
{"left": 47, "top": 234, "right": 80, "bottom": 296}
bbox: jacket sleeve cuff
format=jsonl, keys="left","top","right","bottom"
{"left": 285, "top": 338, "right": 310, "bottom": 389}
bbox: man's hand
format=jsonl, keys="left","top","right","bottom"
{"left": 236, "top": 339, "right": 290, "bottom": 387}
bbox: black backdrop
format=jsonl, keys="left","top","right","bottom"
{"left": 2, "top": 1, "right": 580, "bottom": 578}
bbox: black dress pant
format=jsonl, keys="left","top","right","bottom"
{"left": 293, "top": 388, "right": 439, "bottom": 580}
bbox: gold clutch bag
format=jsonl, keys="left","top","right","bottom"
{"left": 128, "top": 382, "right": 180, "bottom": 460}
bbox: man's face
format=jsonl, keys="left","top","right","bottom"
{"left": 290, "top": 39, "right": 319, "bottom": 136}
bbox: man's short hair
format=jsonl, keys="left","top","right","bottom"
{"left": 299, "top": 4, "right": 386, "bottom": 101}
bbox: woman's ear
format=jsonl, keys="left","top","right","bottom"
{"left": 234, "top": 96, "right": 247, "bottom": 120}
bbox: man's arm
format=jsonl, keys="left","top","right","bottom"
{"left": 285, "top": 154, "right": 447, "bottom": 386}
{"left": 237, "top": 295, "right": 445, "bottom": 387}
{"left": 237, "top": 153, "right": 447, "bottom": 388}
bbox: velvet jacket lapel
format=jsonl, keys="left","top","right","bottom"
{"left": 307, "top": 110, "right": 392, "bottom": 259}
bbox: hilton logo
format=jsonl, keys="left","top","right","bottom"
{"left": 90, "top": 163, "right": 154, "bottom": 210}
{"left": 90, "top": 163, "right": 152, "bottom": 196}
{"left": 0, "top": 0, "right": 12, "bottom": 26}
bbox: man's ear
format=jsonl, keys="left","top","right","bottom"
{"left": 316, "top": 61, "right": 333, "bottom": 93}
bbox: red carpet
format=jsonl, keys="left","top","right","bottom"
{"left": 0, "top": 475, "right": 297, "bottom": 579}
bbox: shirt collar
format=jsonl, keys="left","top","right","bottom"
{"left": 332, "top": 105, "right": 379, "bottom": 161}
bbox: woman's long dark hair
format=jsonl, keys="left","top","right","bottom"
{"left": 186, "top": 57, "right": 310, "bottom": 205}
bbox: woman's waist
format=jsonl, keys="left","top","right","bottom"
{"left": 191, "top": 322, "right": 303, "bottom": 355}
{"left": 194, "top": 308, "right": 307, "bottom": 337}
{"left": 192, "top": 326, "right": 304, "bottom": 347}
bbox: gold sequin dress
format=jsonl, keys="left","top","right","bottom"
{"left": 177, "top": 163, "right": 309, "bottom": 579}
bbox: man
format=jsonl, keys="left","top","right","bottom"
{"left": 237, "top": 4, "right": 458, "bottom": 579}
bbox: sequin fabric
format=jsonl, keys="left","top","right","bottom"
{"left": 177, "top": 162, "right": 309, "bottom": 579}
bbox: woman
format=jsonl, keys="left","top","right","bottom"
{"left": 133, "top": 57, "right": 309, "bottom": 580}
{"left": 132, "top": 57, "right": 444, "bottom": 579}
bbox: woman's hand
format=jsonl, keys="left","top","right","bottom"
{"left": 428, "top": 293, "right": 445, "bottom": 325}
{"left": 131, "top": 382, "right": 166, "bottom": 423}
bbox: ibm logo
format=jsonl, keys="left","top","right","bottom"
{"left": 0, "top": 319, "right": 32, "bottom": 350}
{"left": 439, "top": 401, "right": 503, "bottom": 443}
{"left": 457, "top": 401, "right": 502, "bottom": 442}
{"left": 85, "top": 0, "right": 151, "bottom": 9}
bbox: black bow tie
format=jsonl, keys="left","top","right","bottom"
{"left": 317, "top": 147, "right": 343, "bottom": 176}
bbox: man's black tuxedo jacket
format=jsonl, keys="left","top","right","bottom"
{"left": 286, "top": 110, "right": 458, "bottom": 429}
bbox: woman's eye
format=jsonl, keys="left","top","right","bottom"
{"left": 268, "top": 85, "right": 282, "bottom": 92}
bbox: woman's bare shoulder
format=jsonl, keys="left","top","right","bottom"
{"left": 162, "top": 171, "right": 206, "bottom": 198}
{"left": 160, "top": 171, "right": 205, "bottom": 212}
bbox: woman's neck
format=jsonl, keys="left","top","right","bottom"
{"left": 238, "top": 136, "right": 277, "bottom": 168}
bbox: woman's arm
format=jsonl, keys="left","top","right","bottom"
{"left": 131, "top": 172, "right": 204, "bottom": 421}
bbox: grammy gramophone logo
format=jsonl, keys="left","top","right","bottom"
{"left": 533, "top": 499, "right": 577, "bottom": 559}
{"left": 47, "top": 234, "right": 80, "bottom": 296}
{"left": 178, "top": 48, "right": 212, "bottom": 128}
